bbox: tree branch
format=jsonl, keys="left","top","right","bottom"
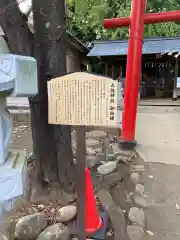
{"left": 0, "top": 0, "right": 33, "bottom": 56}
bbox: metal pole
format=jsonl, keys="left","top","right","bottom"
{"left": 104, "top": 10, "right": 180, "bottom": 28}
{"left": 121, "top": 0, "right": 146, "bottom": 143}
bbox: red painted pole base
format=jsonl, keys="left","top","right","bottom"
{"left": 86, "top": 168, "right": 103, "bottom": 234}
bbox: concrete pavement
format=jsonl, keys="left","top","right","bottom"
{"left": 136, "top": 106, "right": 180, "bottom": 240}
{"left": 136, "top": 106, "right": 180, "bottom": 165}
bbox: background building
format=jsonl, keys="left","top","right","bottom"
{"left": 88, "top": 37, "right": 180, "bottom": 100}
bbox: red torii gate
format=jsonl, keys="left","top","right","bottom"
{"left": 104, "top": 0, "right": 180, "bottom": 147}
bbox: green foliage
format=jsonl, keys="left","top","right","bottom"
{"left": 66, "top": 0, "right": 180, "bottom": 43}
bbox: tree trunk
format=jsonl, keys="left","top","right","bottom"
{"left": 0, "top": 0, "right": 75, "bottom": 199}
{"left": 32, "top": 0, "right": 75, "bottom": 192}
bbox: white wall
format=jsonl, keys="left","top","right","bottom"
{"left": 66, "top": 49, "right": 81, "bottom": 73}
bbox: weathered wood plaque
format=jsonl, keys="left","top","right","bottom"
{"left": 47, "top": 72, "right": 122, "bottom": 239}
{"left": 48, "top": 72, "right": 121, "bottom": 128}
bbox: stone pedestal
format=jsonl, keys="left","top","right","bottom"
{"left": 0, "top": 98, "right": 13, "bottom": 165}
{"left": 0, "top": 150, "right": 27, "bottom": 223}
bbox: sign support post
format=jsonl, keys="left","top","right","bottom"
{"left": 47, "top": 72, "right": 121, "bottom": 239}
{"left": 76, "top": 126, "right": 86, "bottom": 240}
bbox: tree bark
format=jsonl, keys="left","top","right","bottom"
{"left": 0, "top": 0, "right": 33, "bottom": 55}
{"left": 0, "top": 0, "right": 75, "bottom": 197}
{"left": 32, "top": 0, "right": 75, "bottom": 191}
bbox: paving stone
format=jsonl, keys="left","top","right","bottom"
{"left": 0, "top": 234, "right": 8, "bottom": 240}
{"left": 97, "top": 161, "right": 117, "bottom": 175}
{"left": 108, "top": 153, "right": 115, "bottom": 161}
{"left": 37, "top": 223, "right": 70, "bottom": 240}
{"left": 56, "top": 205, "right": 77, "bottom": 223}
{"left": 97, "top": 189, "right": 130, "bottom": 240}
{"left": 127, "top": 225, "right": 144, "bottom": 240}
{"left": 118, "top": 162, "right": 131, "bottom": 180}
{"left": 124, "top": 176, "right": 136, "bottom": 193}
{"left": 132, "top": 165, "right": 145, "bottom": 172}
{"left": 15, "top": 213, "right": 47, "bottom": 240}
{"left": 103, "top": 172, "right": 123, "bottom": 187}
{"left": 86, "top": 155, "right": 102, "bottom": 168}
{"left": 86, "top": 148, "right": 96, "bottom": 155}
{"left": 110, "top": 182, "right": 133, "bottom": 212}
{"left": 130, "top": 172, "right": 140, "bottom": 185}
{"left": 135, "top": 184, "right": 145, "bottom": 197}
{"left": 86, "top": 139, "right": 101, "bottom": 148}
{"left": 133, "top": 194, "right": 148, "bottom": 209}
{"left": 128, "top": 207, "right": 145, "bottom": 227}
{"left": 86, "top": 131, "right": 107, "bottom": 140}
{"left": 95, "top": 147, "right": 103, "bottom": 154}
{"left": 4, "top": 218, "right": 18, "bottom": 240}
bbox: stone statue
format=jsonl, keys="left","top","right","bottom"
{"left": 0, "top": 38, "right": 37, "bottom": 222}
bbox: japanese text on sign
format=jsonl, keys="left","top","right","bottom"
{"left": 48, "top": 72, "right": 121, "bottom": 128}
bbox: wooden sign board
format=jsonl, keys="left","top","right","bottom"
{"left": 48, "top": 72, "right": 122, "bottom": 128}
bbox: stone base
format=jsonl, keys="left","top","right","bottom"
{"left": 0, "top": 150, "right": 27, "bottom": 222}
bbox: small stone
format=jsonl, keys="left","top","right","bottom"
{"left": 108, "top": 153, "right": 115, "bottom": 160}
{"left": 86, "top": 131, "right": 107, "bottom": 139}
{"left": 0, "top": 234, "right": 8, "bottom": 240}
{"left": 86, "top": 155, "right": 102, "bottom": 168}
{"left": 37, "top": 223, "right": 70, "bottom": 240}
{"left": 107, "top": 145, "right": 114, "bottom": 154}
{"left": 15, "top": 213, "right": 47, "bottom": 240}
{"left": 95, "top": 147, "right": 103, "bottom": 154}
{"left": 133, "top": 194, "right": 148, "bottom": 209}
{"left": 127, "top": 225, "right": 144, "bottom": 240}
{"left": 118, "top": 162, "right": 131, "bottom": 180}
{"left": 110, "top": 181, "right": 133, "bottom": 213}
{"left": 112, "top": 143, "right": 133, "bottom": 157}
{"left": 116, "top": 155, "right": 129, "bottom": 164}
{"left": 86, "top": 139, "right": 101, "bottom": 147}
{"left": 38, "top": 204, "right": 45, "bottom": 209}
{"left": 97, "top": 161, "right": 117, "bottom": 175}
{"left": 56, "top": 205, "right": 77, "bottom": 223}
{"left": 124, "top": 177, "right": 136, "bottom": 193}
{"left": 86, "top": 148, "right": 96, "bottom": 155}
{"left": 111, "top": 143, "right": 123, "bottom": 156}
{"left": 132, "top": 165, "right": 145, "bottom": 172}
{"left": 128, "top": 207, "right": 145, "bottom": 227}
{"left": 135, "top": 184, "right": 145, "bottom": 197}
{"left": 130, "top": 173, "right": 140, "bottom": 184}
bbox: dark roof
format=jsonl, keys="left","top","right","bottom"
{"left": 88, "top": 36, "right": 180, "bottom": 57}
{"left": 67, "top": 31, "right": 88, "bottom": 53}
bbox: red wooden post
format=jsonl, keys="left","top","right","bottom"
{"left": 121, "top": 0, "right": 146, "bottom": 143}
{"left": 104, "top": 10, "right": 180, "bottom": 28}
{"left": 104, "top": 2, "right": 180, "bottom": 147}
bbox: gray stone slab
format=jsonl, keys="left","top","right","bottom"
{"left": 97, "top": 189, "right": 130, "bottom": 240}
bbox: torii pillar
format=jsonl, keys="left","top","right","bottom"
{"left": 104, "top": 0, "right": 180, "bottom": 148}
